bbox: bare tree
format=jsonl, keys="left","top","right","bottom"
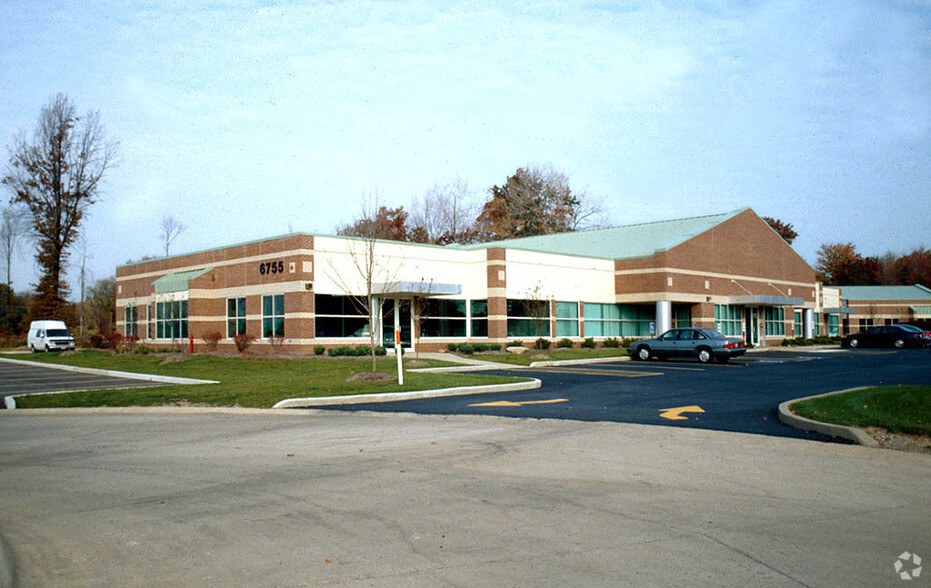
{"left": 160, "top": 215, "right": 186, "bottom": 257}
{"left": 1, "top": 205, "right": 29, "bottom": 292}
{"left": 409, "top": 177, "right": 480, "bottom": 244}
{"left": 2, "top": 93, "right": 116, "bottom": 319}
{"left": 327, "top": 194, "right": 402, "bottom": 374}
{"left": 1, "top": 205, "right": 29, "bottom": 332}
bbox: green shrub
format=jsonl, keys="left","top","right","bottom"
{"left": 473, "top": 343, "right": 489, "bottom": 352}
{"left": 581, "top": 337, "right": 596, "bottom": 349}
{"left": 458, "top": 343, "right": 475, "bottom": 355}
{"left": 314, "top": 345, "right": 326, "bottom": 355}
{"left": 447, "top": 343, "right": 459, "bottom": 352}
{"left": 354, "top": 345, "right": 371, "bottom": 356}
{"left": 602, "top": 337, "right": 621, "bottom": 348}
{"left": 328, "top": 346, "right": 354, "bottom": 357}
{"left": 534, "top": 338, "right": 551, "bottom": 350}
{"left": 375, "top": 346, "right": 387, "bottom": 356}
{"left": 556, "top": 338, "right": 573, "bottom": 348}
{"left": 489, "top": 344, "right": 502, "bottom": 352}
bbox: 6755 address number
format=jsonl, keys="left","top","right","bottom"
{"left": 260, "top": 261, "right": 285, "bottom": 275}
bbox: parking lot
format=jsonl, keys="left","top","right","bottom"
{"left": 313, "top": 348, "right": 931, "bottom": 442}
{"left": 0, "top": 358, "right": 166, "bottom": 407}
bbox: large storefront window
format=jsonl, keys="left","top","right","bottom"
{"left": 156, "top": 300, "right": 188, "bottom": 339}
{"left": 262, "top": 294, "right": 284, "bottom": 338}
{"left": 315, "top": 294, "right": 369, "bottom": 337}
{"left": 470, "top": 300, "right": 488, "bottom": 337}
{"left": 507, "top": 299, "right": 550, "bottom": 337}
{"left": 555, "top": 301, "right": 579, "bottom": 337}
{"left": 764, "top": 307, "right": 786, "bottom": 337}
{"left": 826, "top": 314, "right": 840, "bottom": 336}
{"left": 583, "top": 303, "right": 653, "bottom": 337}
{"left": 227, "top": 297, "right": 246, "bottom": 338}
{"left": 715, "top": 304, "right": 742, "bottom": 337}
{"left": 794, "top": 310, "right": 802, "bottom": 337}
{"left": 420, "top": 299, "right": 466, "bottom": 337}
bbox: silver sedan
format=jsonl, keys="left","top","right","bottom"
{"left": 627, "top": 328, "right": 747, "bottom": 364}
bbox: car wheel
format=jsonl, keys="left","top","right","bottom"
{"left": 45, "top": 344, "right": 50, "bottom": 352}
{"left": 696, "top": 348, "right": 714, "bottom": 364}
{"left": 894, "top": 339, "right": 905, "bottom": 349}
{"left": 637, "top": 346, "right": 651, "bottom": 361}
{"left": 31, "top": 344, "right": 38, "bottom": 353}
{"left": 849, "top": 338, "right": 859, "bottom": 348}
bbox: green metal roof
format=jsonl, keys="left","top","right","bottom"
{"left": 911, "top": 305, "right": 931, "bottom": 317}
{"left": 456, "top": 209, "right": 746, "bottom": 260}
{"left": 152, "top": 267, "right": 213, "bottom": 294}
{"left": 839, "top": 285, "right": 931, "bottom": 301}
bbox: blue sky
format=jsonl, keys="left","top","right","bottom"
{"left": 2, "top": 0, "right": 930, "bottom": 293}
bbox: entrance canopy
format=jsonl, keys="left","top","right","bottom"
{"left": 729, "top": 294, "right": 804, "bottom": 307}
{"left": 730, "top": 294, "right": 805, "bottom": 306}
{"left": 152, "top": 267, "right": 212, "bottom": 294}
{"left": 373, "top": 281, "right": 462, "bottom": 299}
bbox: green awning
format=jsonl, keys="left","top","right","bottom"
{"left": 152, "top": 267, "right": 212, "bottom": 294}
{"left": 911, "top": 305, "right": 931, "bottom": 318}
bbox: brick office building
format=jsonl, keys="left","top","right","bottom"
{"left": 115, "top": 208, "right": 834, "bottom": 353}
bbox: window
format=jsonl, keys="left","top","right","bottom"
{"left": 858, "top": 318, "right": 873, "bottom": 330}
{"left": 420, "top": 299, "right": 466, "bottom": 338}
{"left": 156, "top": 300, "right": 188, "bottom": 339}
{"left": 470, "top": 300, "right": 488, "bottom": 338}
{"left": 794, "top": 310, "right": 802, "bottom": 337}
{"left": 315, "top": 295, "right": 368, "bottom": 338}
{"left": 262, "top": 294, "right": 284, "bottom": 338}
{"left": 585, "top": 303, "right": 654, "bottom": 337}
{"left": 125, "top": 306, "right": 137, "bottom": 337}
{"left": 227, "top": 297, "right": 246, "bottom": 338}
{"left": 714, "top": 304, "right": 742, "bottom": 337}
{"left": 826, "top": 314, "right": 840, "bottom": 336}
{"left": 764, "top": 307, "right": 785, "bottom": 337}
{"left": 148, "top": 304, "right": 153, "bottom": 340}
{"left": 507, "top": 299, "right": 550, "bottom": 337}
{"left": 555, "top": 301, "right": 579, "bottom": 337}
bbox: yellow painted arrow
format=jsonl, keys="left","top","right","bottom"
{"left": 470, "top": 399, "right": 569, "bottom": 407}
{"left": 659, "top": 405, "right": 705, "bottom": 420}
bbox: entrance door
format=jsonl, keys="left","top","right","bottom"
{"left": 382, "top": 299, "right": 412, "bottom": 350}
{"left": 746, "top": 307, "right": 760, "bottom": 346}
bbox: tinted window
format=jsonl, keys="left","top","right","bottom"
{"left": 47, "top": 329, "right": 69, "bottom": 337}
{"left": 660, "top": 330, "right": 678, "bottom": 341}
{"left": 898, "top": 324, "right": 922, "bottom": 333}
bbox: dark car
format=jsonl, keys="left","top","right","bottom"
{"left": 842, "top": 324, "right": 931, "bottom": 349}
{"left": 627, "top": 328, "right": 747, "bottom": 364}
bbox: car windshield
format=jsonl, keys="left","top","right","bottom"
{"left": 47, "top": 329, "right": 70, "bottom": 337}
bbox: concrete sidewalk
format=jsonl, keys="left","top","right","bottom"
{"left": 0, "top": 410, "right": 928, "bottom": 587}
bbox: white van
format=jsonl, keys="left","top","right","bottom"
{"left": 27, "top": 320, "right": 76, "bottom": 352}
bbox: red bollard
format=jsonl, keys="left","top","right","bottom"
{"left": 189, "top": 333, "right": 194, "bottom": 354}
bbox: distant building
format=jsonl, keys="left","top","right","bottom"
{"left": 838, "top": 285, "right": 931, "bottom": 331}
{"left": 116, "top": 208, "right": 842, "bottom": 353}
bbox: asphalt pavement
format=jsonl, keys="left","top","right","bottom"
{"left": 1, "top": 410, "right": 928, "bottom": 587}
{"left": 310, "top": 348, "right": 931, "bottom": 442}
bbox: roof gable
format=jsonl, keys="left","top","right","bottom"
{"left": 458, "top": 209, "right": 747, "bottom": 260}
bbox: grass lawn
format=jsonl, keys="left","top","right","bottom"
{"left": 471, "top": 348, "right": 628, "bottom": 366}
{"left": 790, "top": 385, "right": 931, "bottom": 436}
{"left": 10, "top": 350, "right": 528, "bottom": 409}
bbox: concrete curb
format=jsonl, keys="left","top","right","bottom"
{"left": 273, "top": 378, "right": 542, "bottom": 409}
{"left": 529, "top": 356, "right": 630, "bottom": 368}
{"left": 0, "top": 356, "right": 219, "bottom": 386}
{"left": 0, "top": 527, "right": 15, "bottom": 588}
{"left": 778, "top": 387, "right": 879, "bottom": 447}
